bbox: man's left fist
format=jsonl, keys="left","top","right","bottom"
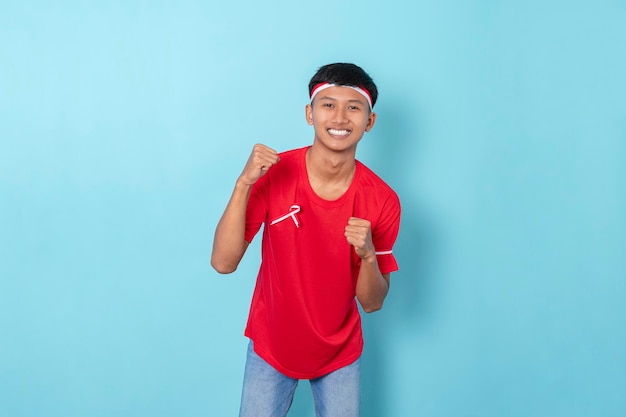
{"left": 344, "top": 217, "right": 375, "bottom": 260}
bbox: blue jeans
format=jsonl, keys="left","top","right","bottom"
{"left": 239, "top": 341, "right": 361, "bottom": 417}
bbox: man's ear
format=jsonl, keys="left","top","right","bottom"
{"left": 305, "top": 104, "right": 313, "bottom": 125}
{"left": 365, "top": 111, "right": 377, "bottom": 132}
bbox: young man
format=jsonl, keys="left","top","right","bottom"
{"left": 211, "top": 63, "right": 401, "bottom": 417}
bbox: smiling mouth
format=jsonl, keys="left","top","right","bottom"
{"left": 327, "top": 128, "right": 351, "bottom": 136}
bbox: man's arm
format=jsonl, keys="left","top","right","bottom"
{"left": 344, "top": 217, "right": 390, "bottom": 313}
{"left": 211, "top": 144, "right": 279, "bottom": 274}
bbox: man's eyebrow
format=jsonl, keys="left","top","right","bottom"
{"left": 318, "top": 95, "right": 367, "bottom": 104}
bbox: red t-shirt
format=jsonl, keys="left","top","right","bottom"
{"left": 244, "top": 146, "right": 401, "bottom": 379}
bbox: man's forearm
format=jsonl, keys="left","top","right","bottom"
{"left": 355, "top": 255, "right": 390, "bottom": 313}
{"left": 211, "top": 180, "right": 253, "bottom": 274}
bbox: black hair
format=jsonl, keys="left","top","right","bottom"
{"left": 308, "top": 63, "right": 378, "bottom": 108}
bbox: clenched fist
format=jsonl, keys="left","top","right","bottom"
{"left": 344, "top": 217, "right": 376, "bottom": 260}
{"left": 238, "top": 144, "right": 280, "bottom": 186}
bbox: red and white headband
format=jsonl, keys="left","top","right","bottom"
{"left": 310, "top": 82, "right": 373, "bottom": 110}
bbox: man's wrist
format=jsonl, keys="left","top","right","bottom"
{"left": 235, "top": 177, "right": 255, "bottom": 188}
{"left": 361, "top": 252, "right": 377, "bottom": 264}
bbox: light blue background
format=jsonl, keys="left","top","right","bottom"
{"left": 1, "top": 1, "right": 625, "bottom": 416}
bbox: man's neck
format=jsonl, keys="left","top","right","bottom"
{"left": 306, "top": 144, "right": 356, "bottom": 183}
{"left": 305, "top": 144, "right": 357, "bottom": 200}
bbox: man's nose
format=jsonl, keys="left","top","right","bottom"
{"left": 332, "top": 107, "right": 349, "bottom": 123}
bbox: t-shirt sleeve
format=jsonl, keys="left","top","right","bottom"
{"left": 244, "top": 174, "right": 270, "bottom": 243}
{"left": 373, "top": 191, "right": 401, "bottom": 274}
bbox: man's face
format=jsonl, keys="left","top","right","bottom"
{"left": 305, "top": 86, "right": 376, "bottom": 153}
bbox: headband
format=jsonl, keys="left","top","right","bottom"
{"left": 310, "top": 82, "right": 373, "bottom": 110}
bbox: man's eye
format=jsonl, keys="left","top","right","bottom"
{"left": 323, "top": 103, "right": 333, "bottom": 108}
{"left": 349, "top": 106, "right": 359, "bottom": 111}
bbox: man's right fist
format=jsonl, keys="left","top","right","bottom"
{"left": 238, "top": 144, "right": 280, "bottom": 185}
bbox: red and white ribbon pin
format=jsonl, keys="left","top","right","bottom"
{"left": 270, "top": 205, "right": 301, "bottom": 228}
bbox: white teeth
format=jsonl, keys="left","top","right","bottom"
{"left": 328, "top": 129, "right": 350, "bottom": 136}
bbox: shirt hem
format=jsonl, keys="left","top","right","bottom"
{"left": 246, "top": 335, "right": 364, "bottom": 380}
